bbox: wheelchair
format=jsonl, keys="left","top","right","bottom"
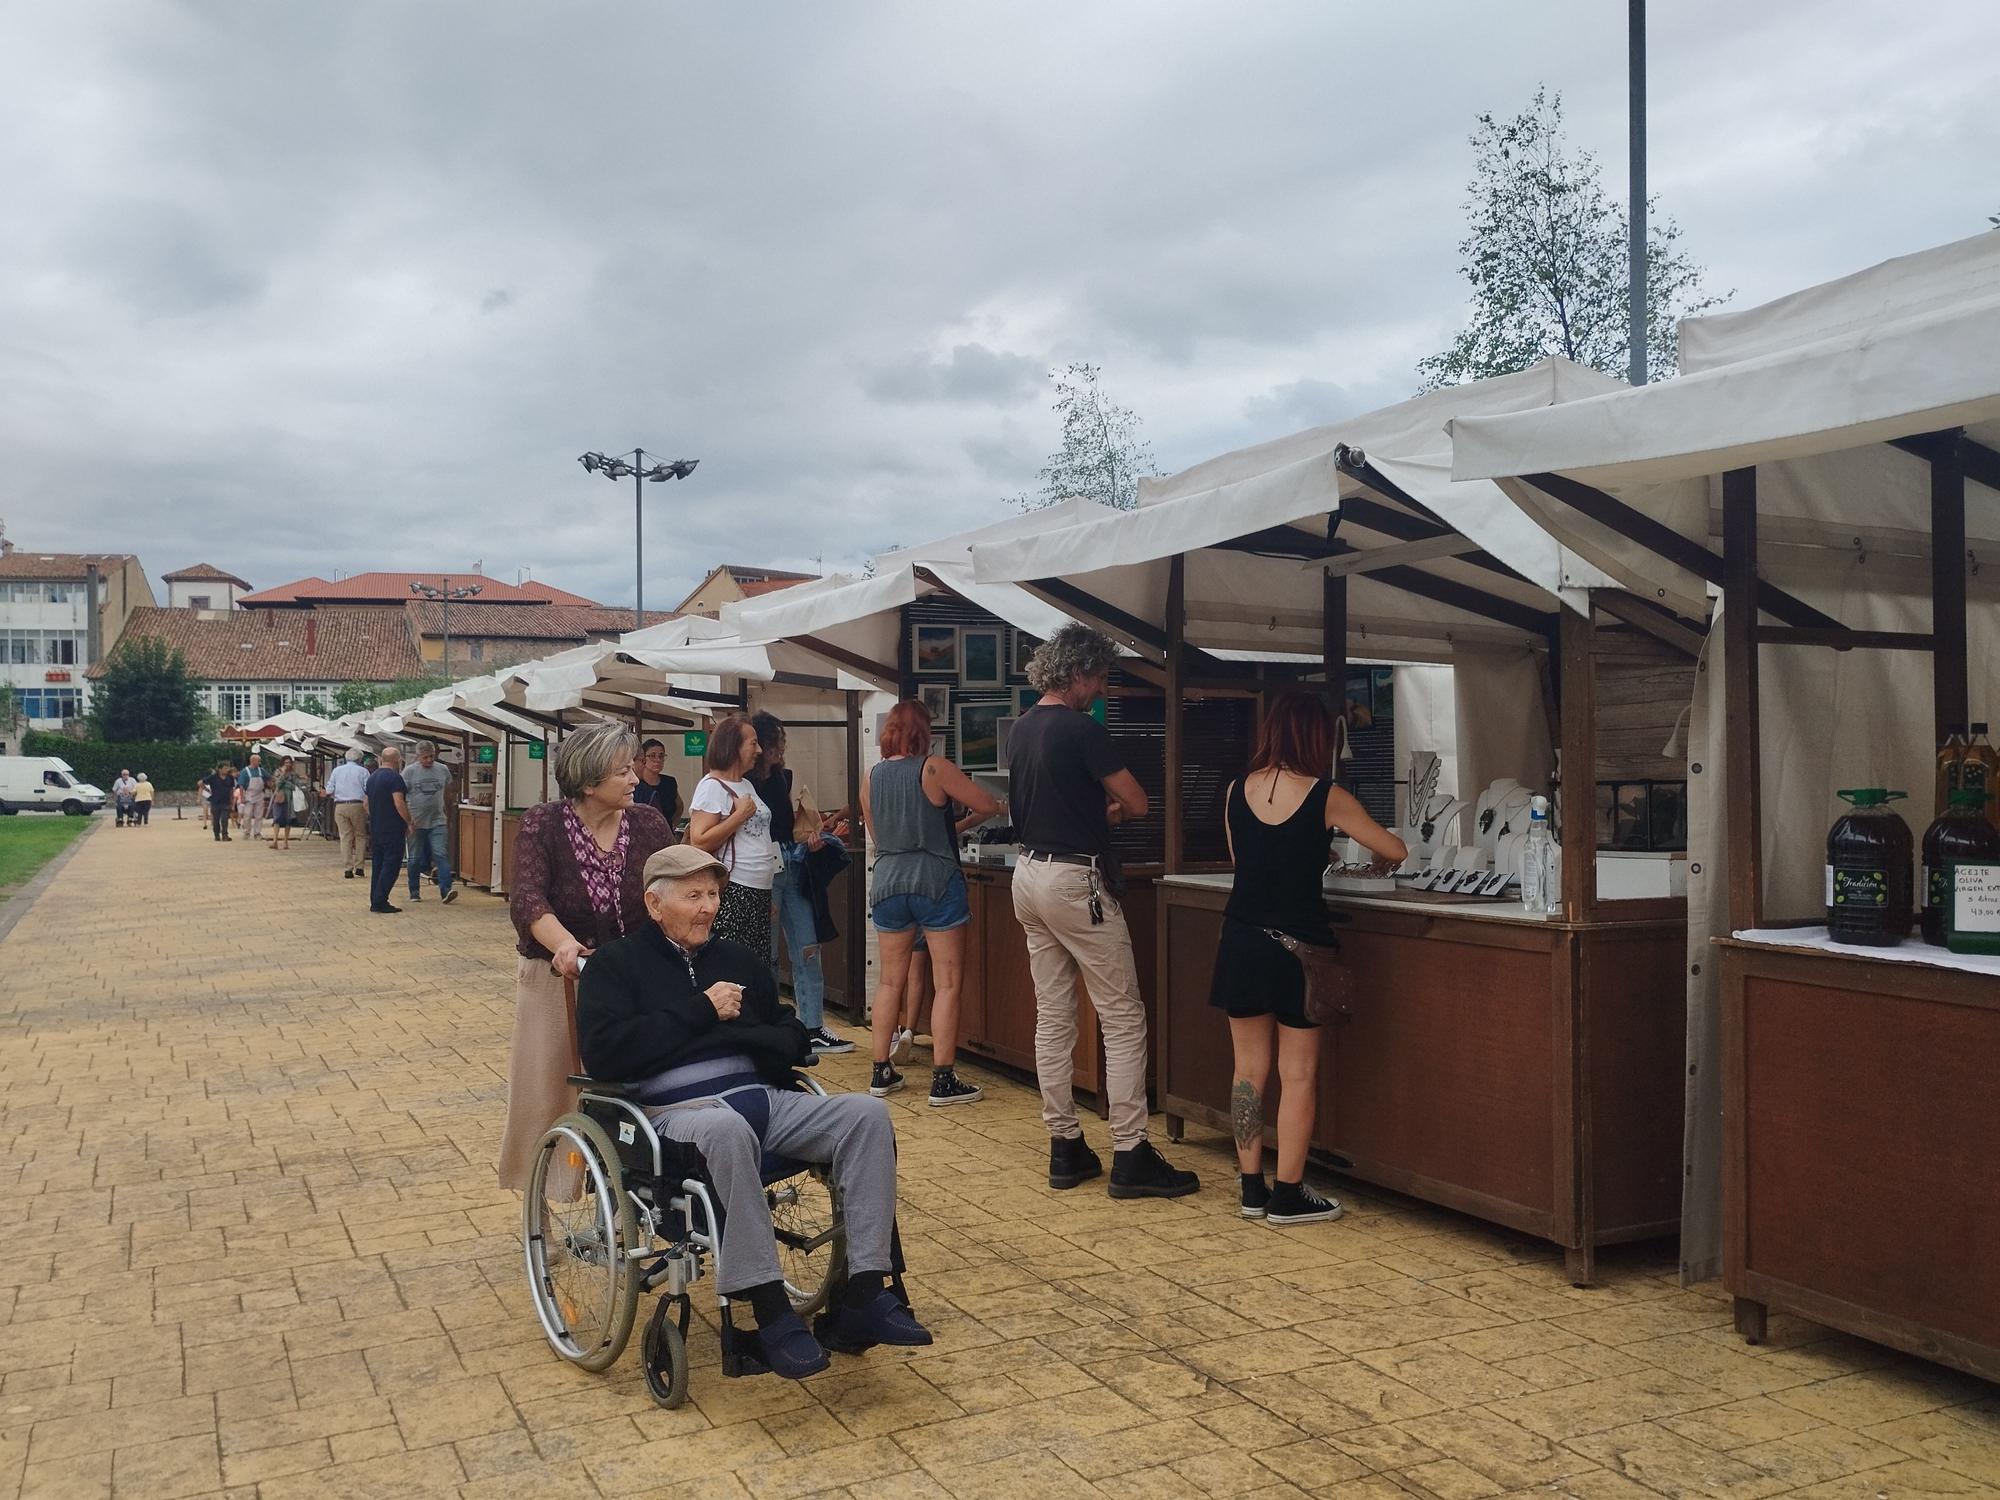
{"left": 521, "top": 1070, "right": 847, "bottom": 1409}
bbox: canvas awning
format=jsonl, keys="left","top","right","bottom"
{"left": 972, "top": 360, "right": 1628, "bottom": 663}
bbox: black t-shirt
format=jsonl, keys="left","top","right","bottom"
{"left": 204, "top": 772, "right": 236, "bottom": 808}
{"left": 365, "top": 767, "right": 408, "bottom": 839}
{"left": 632, "top": 773, "right": 681, "bottom": 820}
{"left": 748, "top": 768, "right": 792, "bottom": 842}
{"left": 1006, "top": 704, "right": 1125, "bottom": 857}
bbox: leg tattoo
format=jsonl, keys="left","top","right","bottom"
{"left": 1231, "top": 1078, "right": 1263, "bottom": 1153}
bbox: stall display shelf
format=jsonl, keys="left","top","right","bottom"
{"left": 1729, "top": 924, "right": 2000, "bottom": 977}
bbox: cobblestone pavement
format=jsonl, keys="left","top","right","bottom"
{"left": 3, "top": 817, "right": 1997, "bottom": 1500}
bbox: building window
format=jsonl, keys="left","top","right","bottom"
{"left": 259, "top": 692, "right": 285, "bottom": 718}
{"left": 188, "top": 594, "right": 211, "bottom": 610}
{"left": 213, "top": 684, "right": 252, "bottom": 723}
{"left": 469, "top": 640, "right": 484, "bottom": 662}
{"left": 9, "top": 631, "right": 40, "bottom": 665}
{"left": 20, "top": 688, "right": 81, "bottom": 722}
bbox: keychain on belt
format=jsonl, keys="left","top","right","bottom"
{"left": 1085, "top": 863, "right": 1105, "bottom": 925}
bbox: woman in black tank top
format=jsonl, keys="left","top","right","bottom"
{"left": 1211, "top": 692, "right": 1406, "bottom": 1226}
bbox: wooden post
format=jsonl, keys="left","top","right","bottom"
{"left": 1930, "top": 430, "right": 1969, "bottom": 743}
{"left": 1558, "top": 604, "right": 1596, "bottom": 919}
{"left": 845, "top": 687, "right": 867, "bottom": 1021}
{"left": 1722, "top": 467, "right": 1762, "bottom": 931}
{"left": 1164, "top": 554, "right": 1187, "bottom": 874}
{"left": 1323, "top": 519, "right": 1349, "bottom": 782}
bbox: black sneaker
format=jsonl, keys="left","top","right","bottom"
{"left": 1048, "top": 1133, "right": 1102, "bottom": 1190}
{"left": 370, "top": 904, "right": 403, "bottom": 915}
{"left": 1108, "top": 1141, "right": 1200, "bottom": 1200}
{"left": 407, "top": 894, "right": 421, "bottom": 902}
{"left": 344, "top": 869, "right": 355, "bottom": 878}
{"left": 1265, "top": 1180, "right": 1343, "bottom": 1225}
{"left": 809, "top": 1027, "right": 855, "bottom": 1054}
{"left": 868, "top": 1062, "right": 904, "bottom": 1097}
{"left": 927, "top": 1068, "right": 982, "bottom": 1107}
{"left": 1240, "top": 1173, "right": 1271, "bottom": 1220}
{"left": 442, "top": 888, "right": 459, "bottom": 904}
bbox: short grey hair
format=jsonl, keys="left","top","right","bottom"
{"left": 1026, "top": 622, "right": 1118, "bottom": 695}
{"left": 345, "top": 748, "right": 363, "bottom": 762}
{"left": 555, "top": 719, "right": 639, "bottom": 799}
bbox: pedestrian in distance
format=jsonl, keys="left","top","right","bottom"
{"left": 237, "top": 749, "right": 269, "bottom": 845}
{"left": 747, "top": 711, "right": 853, "bottom": 1057}
{"left": 402, "top": 740, "right": 458, "bottom": 904}
{"left": 1215, "top": 692, "right": 1406, "bottom": 1226}
{"left": 112, "top": 768, "right": 137, "bottom": 826}
{"left": 269, "top": 757, "right": 304, "bottom": 851}
{"left": 860, "top": 700, "right": 1003, "bottom": 1105}
{"left": 496, "top": 719, "right": 674, "bottom": 1191}
{"left": 203, "top": 762, "right": 237, "bottom": 841}
{"left": 365, "top": 746, "right": 413, "bottom": 913}
{"left": 133, "top": 771, "right": 153, "bottom": 825}
{"left": 1009, "top": 622, "right": 1199, "bottom": 1199}
{"left": 326, "top": 748, "right": 370, "bottom": 876}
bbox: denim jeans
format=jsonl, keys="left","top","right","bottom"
{"left": 406, "top": 822, "right": 453, "bottom": 897}
{"left": 771, "top": 846, "right": 825, "bottom": 1029}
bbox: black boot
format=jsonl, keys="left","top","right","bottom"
{"left": 1048, "top": 1133, "right": 1102, "bottom": 1190}
{"left": 1109, "top": 1141, "right": 1200, "bottom": 1200}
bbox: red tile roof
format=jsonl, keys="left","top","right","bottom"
{"left": 738, "top": 578, "right": 812, "bottom": 598}
{"left": 403, "top": 600, "right": 674, "bottom": 641}
{"left": 718, "top": 564, "right": 818, "bottom": 581}
{"left": 0, "top": 552, "right": 135, "bottom": 579}
{"left": 163, "top": 562, "right": 253, "bottom": 588}
{"left": 240, "top": 572, "right": 550, "bottom": 606}
{"left": 87, "top": 607, "right": 423, "bottom": 682}
{"left": 517, "top": 579, "right": 600, "bottom": 606}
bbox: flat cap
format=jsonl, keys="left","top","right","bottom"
{"left": 642, "top": 843, "right": 728, "bottom": 885}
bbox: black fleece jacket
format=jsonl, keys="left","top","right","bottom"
{"left": 575, "top": 923, "right": 812, "bottom": 1085}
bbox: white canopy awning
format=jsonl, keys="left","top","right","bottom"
{"left": 972, "top": 361, "right": 1630, "bottom": 660}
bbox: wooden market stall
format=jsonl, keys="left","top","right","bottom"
{"left": 971, "top": 360, "right": 1696, "bottom": 1283}
{"left": 1449, "top": 231, "right": 2000, "bottom": 1375}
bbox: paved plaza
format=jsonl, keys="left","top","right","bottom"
{"left": 1, "top": 818, "right": 1996, "bottom": 1500}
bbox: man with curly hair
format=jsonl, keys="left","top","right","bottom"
{"left": 1008, "top": 623, "right": 1199, "bottom": 1200}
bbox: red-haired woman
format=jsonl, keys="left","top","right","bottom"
{"left": 860, "top": 700, "right": 1002, "bottom": 1104}
{"left": 1216, "top": 691, "right": 1406, "bottom": 1226}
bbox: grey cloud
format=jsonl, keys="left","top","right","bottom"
{"left": 480, "top": 288, "right": 514, "bottom": 313}
{"left": 864, "top": 344, "right": 1044, "bottom": 405}
{"left": 1242, "top": 376, "right": 1415, "bottom": 436}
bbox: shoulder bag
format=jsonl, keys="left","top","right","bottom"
{"left": 1263, "top": 928, "right": 1353, "bottom": 1026}
{"left": 697, "top": 774, "right": 740, "bottom": 875}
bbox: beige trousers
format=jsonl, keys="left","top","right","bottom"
{"left": 496, "top": 955, "right": 581, "bottom": 1192}
{"left": 335, "top": 802, "right": 368, "bottom": 870}
{"left": 1011, "top": 854, "right": 1151, "bottom": 1150}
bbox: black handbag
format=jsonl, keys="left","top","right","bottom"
{"left": 1263, "top": 928, "right": 1354, "bottom": 1026}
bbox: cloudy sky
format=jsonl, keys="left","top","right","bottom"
{"left": 4, "top": 2, "right": 1996, "bottom": 610}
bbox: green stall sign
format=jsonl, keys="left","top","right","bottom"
{"left": 683, "top": 730, "right": 708, "bottom": 758}
{"left": 527, "top": 741, "right": 546, "bottom": 761}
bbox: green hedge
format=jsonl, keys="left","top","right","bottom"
{"left": 20, "top": 732, "right": 252, "bottom": 791}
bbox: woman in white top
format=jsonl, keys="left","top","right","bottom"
{"left": 686, "top": 713, "right": 780, "bottom": 957}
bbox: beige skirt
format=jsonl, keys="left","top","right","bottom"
{"left": 495, "top": 954, "right": 581, "bottom": 1191}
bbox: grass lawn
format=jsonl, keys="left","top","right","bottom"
{"left": 0, "top": 814, "right": 97, "bottom": 897}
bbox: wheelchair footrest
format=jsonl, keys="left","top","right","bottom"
{"left": 718, "top": 1318, "right": 771, "bottom": 1379}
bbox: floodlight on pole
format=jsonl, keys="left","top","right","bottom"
{"left": 576, "top": 448, "right": 701, "bottom": 628}
{"left": 410, "top": 578, "right": 482, "bottom": 674}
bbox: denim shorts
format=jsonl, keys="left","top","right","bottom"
{"left": 872, "top": 872, "right": 971, "bottom": 934}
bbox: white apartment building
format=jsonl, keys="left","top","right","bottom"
{"left": 0, "top": 549, "right": 154, "bottom": 725}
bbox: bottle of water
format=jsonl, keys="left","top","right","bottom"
{"left": 1522, "top": 794, "right": 1553, "bottom": 913}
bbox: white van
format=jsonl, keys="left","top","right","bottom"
{"left": 0, "top": 756, "right": 107, "bottom": 815}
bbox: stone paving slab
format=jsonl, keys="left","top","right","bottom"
{"left": 1, "top": 817, "right": 1995, "bottom": 1498}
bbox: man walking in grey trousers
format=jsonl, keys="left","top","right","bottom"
{"left": 1007, "top": 623, "right": 1198, "bottom": 1200}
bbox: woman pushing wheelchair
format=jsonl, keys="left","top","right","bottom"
{"left": 575, "top": 842, "right": 932, "bottom": 1379}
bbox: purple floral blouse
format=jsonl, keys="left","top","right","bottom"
{"left": 510, "top": 800, "right": 675, "bottom": 960}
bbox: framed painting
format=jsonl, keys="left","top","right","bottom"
{"left": 960, "top": 628, "right": 1003, "bottom": 687}
{"left": 956, "top": 701, "right": 1007, "bottom": 772}
{"left": 919, "top": 683, "right": 952, "bottom": 723}
{"left": 1011, "top": 631, "right": 1039, "bottom": 676}
{"left": 912, "top": 623, "right": 958, "bottom": 675}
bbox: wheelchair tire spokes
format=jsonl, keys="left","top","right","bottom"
{"left": 770, "top": 1173, "right": 845, "bottom": 1318}
{"left": 521, "top": 1115, "right": 640, "bottom": 1373}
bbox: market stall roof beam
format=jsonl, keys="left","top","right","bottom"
{"left": 1023, "top": 575, "right": 1255, "bottom": 678}
{"left": 1520, "top": 470, "right": 1845, "bottom": 632}
{"left": 1888, "top": 429, "right": 2000, "bottom": 495}
{"left": 1332, "top": 495, "right": 1528, "bottom": 587}
{"left": 1362, "top": 564, "right": 1557, "bottom": 638}
{"left": 1592, "top": 590, "right": 1705, "bottom": 659}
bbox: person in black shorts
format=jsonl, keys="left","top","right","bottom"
{"left": 1213, "top": 692, "right": 1406, "bottom": 1226}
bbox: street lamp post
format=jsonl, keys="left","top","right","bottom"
{"left": 410, "top": 578, "right": 482, "bottom": 674}
{"left": 577, "top": 449, "right": 700, "bottom": 629}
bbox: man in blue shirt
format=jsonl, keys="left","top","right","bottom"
{"left": 365, "top": 746, "right": 413, "bottom": 914}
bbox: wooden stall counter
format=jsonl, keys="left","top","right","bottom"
{"left": 1719, "top": 931, "right": 2000, "bottom": 1383}
{"left": 457, "top": 805, "right": 494, "bottom": 888}
{"left": 1157, "top": 874, "right": 1686, "bottom": 1283}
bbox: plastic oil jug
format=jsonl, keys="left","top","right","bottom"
{"left": 1919, "top": 790, "right": 2000, "bottom": 946}
{"left": 1825, "top": 789, "right": 1913, "bottom": 947}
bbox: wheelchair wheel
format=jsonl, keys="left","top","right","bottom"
{"left": 641, "top": 1297, "right": 690, "bottom": 1409}
{"left": 522, "top": 1114, "right": 640, "bottom": 1372}
{"left": 771, "top": 1168, "right": 845, "bottom": 1317}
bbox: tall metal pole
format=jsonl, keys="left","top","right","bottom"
{"left": 1627, "top": 0, "right": 1649, "bottom": 385}
{"left": 634, "top": 447, "right": 645, "bottom": 630}
{"left": 441, "top": 578, "right": 451, "bottom": 674}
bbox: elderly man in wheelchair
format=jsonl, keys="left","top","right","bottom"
{"left": 562, "top": 842, "right": 931, "bottom": 1384}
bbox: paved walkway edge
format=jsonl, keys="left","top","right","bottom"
{"left": 0, "top": 814, "right": 106, "bottom": 946}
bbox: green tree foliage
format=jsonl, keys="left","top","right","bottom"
{"left": 292, "top": 694, "right": 329, "bottom": 717}
{"left": 91, "top": 636, "right": 202, "bottom": 743}
{"left": 1418, "top": 87, "right": 1727, "bottom": 391}
{"left": 1017, "top": 363, "right": 1158, "bottom": 511}
{"left": 22, "top": 730, "right": 239, "bottom": 791}
{"left": 332, "top": 677, "right": 448, "bottom": 715}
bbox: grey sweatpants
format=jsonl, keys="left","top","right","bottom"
{"left": 648, "top": 1088, "right": 895, "bottom": 1294}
